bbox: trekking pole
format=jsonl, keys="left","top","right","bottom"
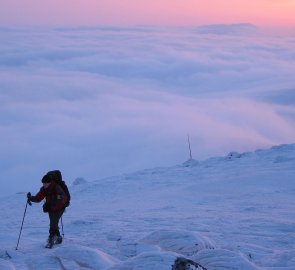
{"left": 16, "top": 199, "right": 31, "bottom": 250}
{"left": 60, "top": 216, "right": 65, "bottom": 237}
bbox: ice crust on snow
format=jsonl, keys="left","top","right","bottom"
{"left": 141, "top": 230, "right": 215, "bottom": 256}
{"left": 53, "top": 245, "right": 118, "bottom": 269}
{"left": 192, "top": 249, "right": 260, "bottom": 270}
{"left": 0, "top": 143, "right": 295, "bottom": 269}
{"left": 0, "top": 259, "right": 15, "bottom": 270}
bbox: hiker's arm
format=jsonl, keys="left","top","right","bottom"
{"left": 30, "top": 187, "right": 45, "bottom": 203}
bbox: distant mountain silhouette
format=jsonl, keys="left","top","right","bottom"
{"left": 195, "top": 23, "right": 258, "bottom": 35}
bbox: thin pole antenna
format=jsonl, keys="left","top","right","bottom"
{"left": 187, "top": 134, "right": 193, "bottom": 160}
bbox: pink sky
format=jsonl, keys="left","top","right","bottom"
{"left": 1, "top": 0, "right": 295, "bottom": 27}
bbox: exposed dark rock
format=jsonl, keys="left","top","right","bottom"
{"left": 172, "top": 257, "right": 207, "bottom": 270}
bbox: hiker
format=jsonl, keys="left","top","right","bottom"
{"left": 27, "top": 170, "right": 70, "bottom": 248}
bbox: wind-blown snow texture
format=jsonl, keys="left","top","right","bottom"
{"left": 1, "top": 144, "right": 295, "bottom": 269}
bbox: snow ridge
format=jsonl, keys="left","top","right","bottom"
{"left": 1, "top": 143, "right": 295, "bottom": 269}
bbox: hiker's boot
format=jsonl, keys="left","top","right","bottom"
{"left": 55, "top": 235, "right": 63, "bottom": 244}
{"left": 45, "top": 236, "right": 54, "bottom": 248}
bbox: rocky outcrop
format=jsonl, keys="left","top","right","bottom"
{"left": 172, "top": 257, "right": 207, "bottom": 270}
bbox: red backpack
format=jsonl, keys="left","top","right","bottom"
{"left": 47, "top": 170, "right": 71, "bottom": 207}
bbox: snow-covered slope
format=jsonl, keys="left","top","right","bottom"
{"left": 1, "top": 144, "right": 295, "bottom": 269}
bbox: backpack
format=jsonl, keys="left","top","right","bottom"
{"left": 47, "top": 170, "right": 71, "bottom": 207}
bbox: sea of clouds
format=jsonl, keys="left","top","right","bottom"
{"left": 0, "top": 24, "right": 294, "bottom": 196}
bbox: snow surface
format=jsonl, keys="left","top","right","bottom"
{"left": 1, "top": 144, "right": 295, "bottom": 269}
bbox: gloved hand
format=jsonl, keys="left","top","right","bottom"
{"left": 27, "top": 192, "right": 32, "bottom": 205}
{"left": 43, "top": 203, "right": 51, "bottom": 213}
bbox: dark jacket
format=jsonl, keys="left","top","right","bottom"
{"left": 31, "top": 182, "right": 68, "bottom": 212}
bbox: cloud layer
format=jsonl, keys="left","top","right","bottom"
{"left": 0, "top": 25, "right": 294, "bottom": 196}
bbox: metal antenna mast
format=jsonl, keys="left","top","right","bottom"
{"left": 187, "top": 134, "right": 193, "bottom": 160}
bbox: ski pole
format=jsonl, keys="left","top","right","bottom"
{"left": 60, "top": 216, "right": 64, "bottom": 237}
{"left": 16, "top": 199, "right": 31, "bottom": 250}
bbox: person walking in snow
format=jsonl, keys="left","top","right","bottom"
{"left": 27, "top": 171, "right": 69, "bottom": 248}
